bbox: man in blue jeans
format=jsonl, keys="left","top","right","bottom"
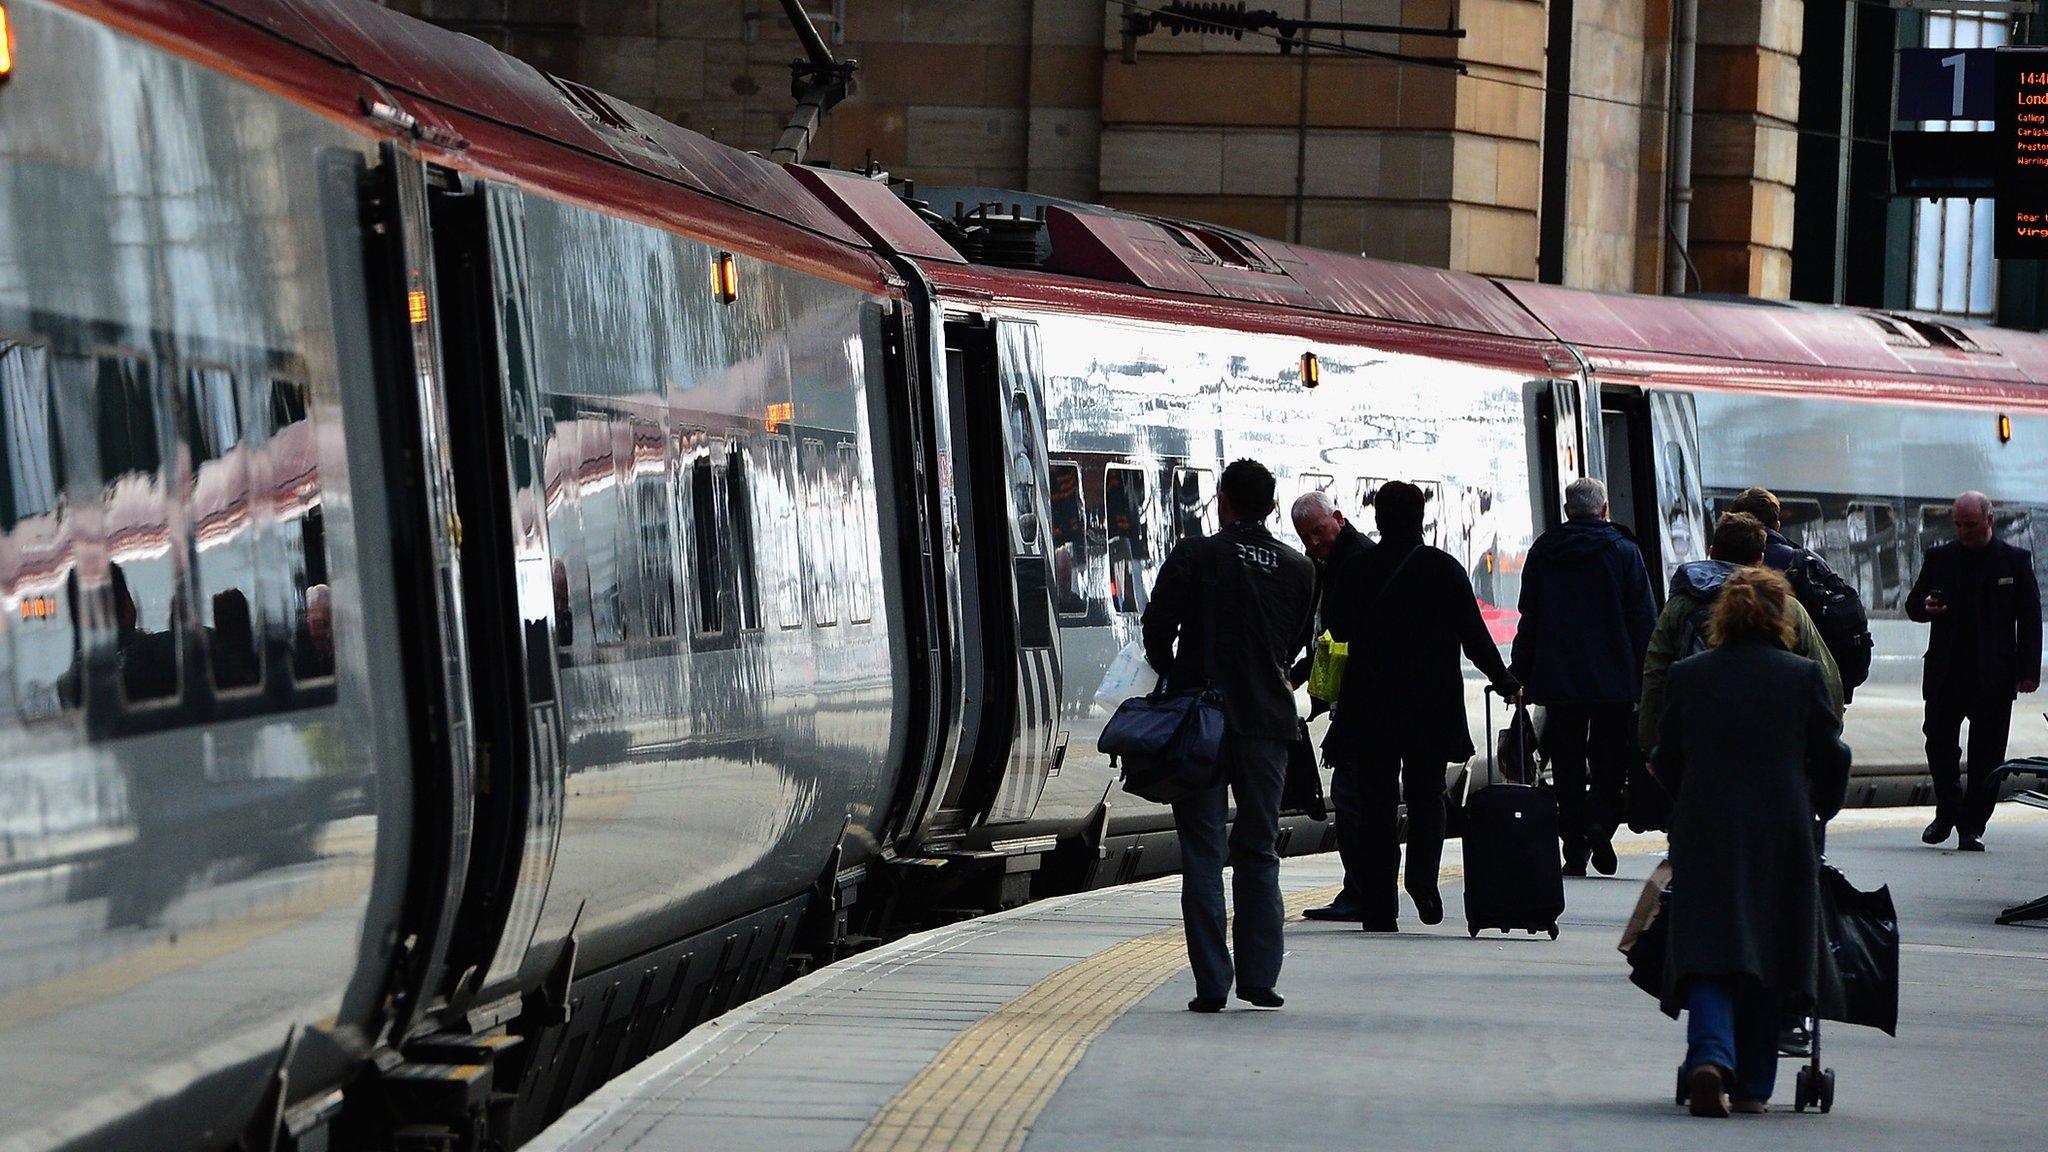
{"left": 1143, "top": 459, "right": 1316, "bottom": 1012}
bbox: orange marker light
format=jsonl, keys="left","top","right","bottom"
{"left": 0, "top": 6, "right": 15, "bottom": 80}
{"left": 765, "top": 401, "right": 793, "bottom": 432}
{"left": 714, "top": 252, "right": 738, "bottom": 304}
{"left": 407, "top": 289, "right": 429, "bottom": 326}
{"left": 1300, "top": 351, "right": 1320, "bottom": 389}
{"left": 1999, "top": 413, "right": 2013, "bottom": 444}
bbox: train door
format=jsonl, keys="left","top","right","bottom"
{"left": 939, "top": 317, "right": 1065, "bottom": 827}
{"left": 1599, "top": 385, "right": 1708, "bottom": 594}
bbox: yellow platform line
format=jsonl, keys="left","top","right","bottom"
{"left": 850, "top": 833, "right": 1690, "bottom": 1152}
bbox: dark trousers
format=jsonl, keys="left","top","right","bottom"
{"left": 1351, "top": 744, "right": 1446, "bottom": 927}
{"left": 1541, "top": 703, "right": 1632, "bottom": 860}
{"left": 1171, "top": 733, "right": 1288, "bottom": 1001}
{"left": 1924, "top": 687, "right": 2014, "bottom": 839}
{"left": 1327, "top": 762, "right": 1372, "bottom": 914}
{"left": 1685, "top": 977, "right": 1780, "bottom": 1102}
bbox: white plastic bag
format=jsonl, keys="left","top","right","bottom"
{"left": 1093, "top": 640, "right": 1155, "bottom": 711}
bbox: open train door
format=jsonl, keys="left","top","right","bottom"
{"left": 939, "top": 317, "right": 1066, "bottom": 827}
{"left": 1598, "top": 384, "right": 1708, "bottom": 595}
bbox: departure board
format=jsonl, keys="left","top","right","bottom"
{"left": 1996, "top": 47, "right": 2048, "bottom": 258}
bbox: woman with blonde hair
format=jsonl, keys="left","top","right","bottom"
{"left": 1654, "top": 566, "right": 1850, "bottom": 1117}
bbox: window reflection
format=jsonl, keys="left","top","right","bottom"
{"left": 726, "top": 444, "right": 762, "bottom": 631}
{"left": 1105, "top": 464, "right": 1150, "bottom": 614}
{"left": 629, "top": 418, "right": 676, "bottom": 640}
{"left": 839, "top": 441, "right": 873, "bottom": 624}
{"left": 96, "top": 354, "right": 178, "bottom": 703}
{"left": 801, "top": 437, "right": 837, "bottom": 626}
{"left": 581, "top": 415, "right": 625, "bottom": 647}
{"left": 1049, "top": 459, "right": 1087, "bottom": 616}
{"left": 688, "top": 443, "right": 725, "bottom": 635}
{"left": 183, "top": 365, "right": 260, "bottom": 691}
{"left": 270, "top": 379, "right": 333, "bottom": 683}
{"left": 1, "top": 339, "right": 75, "bottom": 721}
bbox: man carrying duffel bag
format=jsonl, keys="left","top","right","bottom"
{"left": 1137, "top": 458, "right": 1315, "bottom": 1013}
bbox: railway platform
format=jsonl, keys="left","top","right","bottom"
{"left": 529, "top": 806, "right": 2048, "bottom": 1152}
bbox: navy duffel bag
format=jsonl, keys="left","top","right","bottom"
{"left": 1097, "top": 685, "right": 1227, "bottom": 804}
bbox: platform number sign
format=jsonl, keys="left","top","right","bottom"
{"left": 1900, "top": 47, "right": 1997, "bottom": 121}
{"left": 1996, "top": 47, "right": 2048, "bottom": 258}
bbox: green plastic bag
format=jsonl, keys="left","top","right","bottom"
{"left": 1308, "top": 630, "right": 1348, "bottom": 703}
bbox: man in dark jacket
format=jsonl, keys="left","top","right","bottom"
{"left": 1323, "top": 481, "right": 1520, "bottom": 931}
{"left": 1290, "top": 490, "right": 1377, "bottom": 922}
{"left": 1142, "top": 459, "right": 1316, "bottom": 1011}
{"left": 1906, "top": 491, "right": 2042, "bottom": 851}
{"left": 1510, "top": 477, "right": 1655, "bottom": 876}
{"left": 1728, "top": 486, "right": 1801, "bottom": 571}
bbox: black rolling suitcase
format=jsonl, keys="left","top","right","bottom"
{"left": 1463, "top": 688, "right": 1566, "bottom": 938}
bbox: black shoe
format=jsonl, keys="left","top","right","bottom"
{"left": 1360, "top": 919, "right": 1399, "bottom": 933}
{"left": 1237, "top": 987, "right": 1285, "bottom": 1009}
{"left": 1687, "top": 1065, "right": 1730, "bottom": 1118}
{"left": 1590, "top": 840, "right": 1618, "bottom": 876}
{"left": 1923, "top": 818, "right": 1953, "bottom": 846}
{"left": 1302, "top": 904, "right": 1364, "bottom": 922}
{"left": 1187, "top": 995, "right": 1225, "bottom": 1013}
{"left": 1776, "top": 1022, "right": 1812, "bottom": 1059}
{"left": 1562, "top": 858, "right": 1589, "bottom": 878}
{"left": 1409, "top": 886, "right": 1444, "bottom": 926}
{"left": 1958, "top": 836, "right": 1986, "bottom": 852}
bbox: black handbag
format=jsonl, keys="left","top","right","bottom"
{"left": 1281, "top": 718, "right": 1327, "bottom": 819}
{"left": 1815, "top": 863, "right": 1900, "bottom": 1036}
{"left": 1098, "top": 683, "right": 1227, "bottom": 803}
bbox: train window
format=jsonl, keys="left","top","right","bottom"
{"left": 1355, "top": 477, "right": 1386, "bottom": 541}
{"left": 581, "top": 415, "right": 626, "bottom": 647}
{"left": 839, "top": 442, "right": 873, "bottom": 624}
{"left": 1105, "top": 464, "right": 1150, "bottom": 613}
{"left": 182, "top": 365, "right": 261, "bottom": 692}
{"left": 801, "top": 438, "right": 839, "bottom": 626}
{"left": 269, "top": 379, "right": 334, "bottom": 683}
{"left": 1842, "top": 501, "right": 1907, "bottom": 615}
{"left": 96, "top": 354, "right": 179, "bottom": 704}
{"left": 1297, "top": 472, "right": 1334, "bottom": 501}
{"left": 0, "top": 339, "right": 61, "bottom": 532}
{"left": 726, "top": 445, "right": 763, "bottom": 632}
{"left": 630, "top": 419, "right": 676, "bottom": 640}
{"left": 1919, "top": 503, "right": 1956, "bottom": 554}
{"left": 763, "top": 435, "right": 804, "bottom": 628}
{"left": 1778, "top": 498, "right": 1823, "bottom": 547}
{"left": 1049, "top": 460, "right": 1087, "bottom": 616}
{"left": 1172, "top": 466, "right": 1214, "bottom": 543}
{"left": 688, "top": 443, "right": 726, "bottom": 636}
{"left": 1418, "top": 480, "right": 1444, "bottom": 547}
{"left": 1, "top": 340, "right": 75, "bottom": 722}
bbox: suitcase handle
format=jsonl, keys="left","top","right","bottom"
{"left": 1484, "top": 684, "right": 1536, "bottom": 788}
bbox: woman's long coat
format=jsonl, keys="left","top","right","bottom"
{"left": 1654, "top": 639, "right": 1852, "bottom": 1016}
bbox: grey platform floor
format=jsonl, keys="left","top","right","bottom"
{"left": 532, "top": 806, "right": 2048, "bottom": 1152}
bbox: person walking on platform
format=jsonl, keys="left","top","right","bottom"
{"left": 1510, "top": 477, "right": 1655, "bottom": 877}
{"left": 1290, "top": 489, "right": 1378, "bottom": 923}
{"left": 1142, "top": 459, "right": 1316, "bottom": 1012}
{"left": 1655, "top": 567, "right": 1850, "bottom": 1117}
{"left": 1640, "top": 512, "right": 1843, "bottom": 756}
{"left": 1323, "top": 481, "right": 1519, "bottom": 932}
{"left": 1907, "top": 491, "right": 2041, "bottom": 852}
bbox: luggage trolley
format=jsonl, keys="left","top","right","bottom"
{"left": 1673, "top": 1019, "right": 1834, "bottom": 1113}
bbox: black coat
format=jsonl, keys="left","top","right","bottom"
{"left": 1905, "top": 538, "right": 2042, "bottom": 701}
{"left": 1509, "top": 517, "right": 1655, "bottom": 706}
{"left": 1654, "top": 639, "right": 1850, "bottom": 1017}
{"left": 1143, "top": 521, "right": 1316, "bottom": 740}
{"left": 1323, "top": 531, "right": 1517, "bottom": 764}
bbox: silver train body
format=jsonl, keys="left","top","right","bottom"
{"left": 0, "top": 3, "right": 2043, "bottom": 1151}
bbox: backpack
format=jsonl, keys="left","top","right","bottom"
{"left": 1785, "top": 550, "right": 1873, "bottom": 700}
{"left": 1673, "top": 595, "right": 1717, "bottom": 661}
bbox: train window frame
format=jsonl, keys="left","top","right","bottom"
{"left": 761, "top": 432, "right": 805, "bottom": 631}
{"left": 685, "top": 431, "right": 729, "bottom": 639}
{"left": 838, "top": 440, "right": 873, "bottom": 625}
{"left": 726, "top": 442, "right": 764, "bottom": 633}
{"left": 1104, "top": 463, "right": 1151, "bottom": 614}
{"left": 801, "top": 436, "right": 839, "bottom": 628}
{"left": 1171, "top": 465, "right": 1215, "bottom": 544}
{"left": 629, "top": 416, "right": 678, "bottom": 642}
{"left": 579, "top": 411, "right": 629, "bottom": 651}
{"left": 1047, "top": 458, "right": 1089, "bottom": 618}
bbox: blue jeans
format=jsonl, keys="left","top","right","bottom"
{"left": 1685, "top": 978, "right": 1780, "bottom": 1102}
{"left": 1171, "top": 733, "right": 1288, "bottom": 1001}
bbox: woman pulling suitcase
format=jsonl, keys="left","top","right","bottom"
{"left": 1649, "top": 567, "right": 1851, "bottom": 1117}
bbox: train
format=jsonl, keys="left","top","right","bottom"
{"left": 2, "top": 2, "right": 2046, "bottom": 1150}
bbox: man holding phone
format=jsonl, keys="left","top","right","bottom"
{"left": 1907, "top": 491, "right": 2042, "bottom": 851}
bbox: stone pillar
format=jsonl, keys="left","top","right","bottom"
{"left": 1688, "top": 0, "right": 1801, "bottom": 297}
